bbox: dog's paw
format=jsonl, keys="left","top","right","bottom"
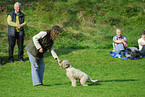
{"left": 72, "top": 85, "right": 76, "bottom": 87}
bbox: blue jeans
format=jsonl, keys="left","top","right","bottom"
{"left": 115, "top": 43, "right": 125, "bottom": 54}
{"left": 27, "top": 51, "right": 45, "bottom": 86}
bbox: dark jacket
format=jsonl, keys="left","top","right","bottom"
{"left": 25, "top": 32, "right": 53, "bottom": 59}
{"left": 8, "top": 11, "right": 25, "bottom": 36}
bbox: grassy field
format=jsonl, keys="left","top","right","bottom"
{"left": 0, "top": 49, "right": 145, "bottom": 97}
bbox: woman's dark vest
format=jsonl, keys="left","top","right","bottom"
{"left": 25, "top": 32, "right": 53, "bottom": 59}
{"left": 8, "top": 11, "right": 25, "bottom": 36}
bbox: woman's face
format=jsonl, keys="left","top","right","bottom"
{"left": 53, "top": 33, "right": 60, "bottom": 40}
{"left": 50, "top": 26, "right": 62, "bottom": 40}
{"left": 51, "top": 30, "right": 60, "bottom": 40}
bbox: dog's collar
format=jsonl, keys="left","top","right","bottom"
{"left": 66, "top": 65, "right": 72, "bottom": 69}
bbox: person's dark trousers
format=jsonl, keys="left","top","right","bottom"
{"left": 140, "top": 45, "right": 145, "bottom": 56}
{"left": 8, "top": 32, "right": 24, "bottom": 61}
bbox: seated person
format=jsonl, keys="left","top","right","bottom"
{"left": 113, "top": 28, "right": 127, "bottom": 58}
{"left": 129, "top": 30, "right": 145, "bottom": 59}
{"left": 138, "top": 30, "right": 145, "bottom": 56}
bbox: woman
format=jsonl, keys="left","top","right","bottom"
{"left": 25, "top": 25, "right": 62, "bottom": 86}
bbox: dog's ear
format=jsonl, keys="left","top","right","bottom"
{"left": 65, "top": 64, "right": 70, "bottom": 68}
{"left": 62, "top": 60, "right": 71, "bottom": 69}
{"left": 59, "top": 60, "right": 66, "bottom": 69}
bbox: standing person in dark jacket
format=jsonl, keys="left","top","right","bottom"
{"left": 25, "top": 25, "right": 62, "bottom": 86}
{"left": 7, "top": 2, "right": 26, "bottom": 63}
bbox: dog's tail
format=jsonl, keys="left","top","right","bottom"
{"left": 88, "top": 77, "right": 98, "bottom": 82}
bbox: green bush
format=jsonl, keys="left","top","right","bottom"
{"left": 0, "top": 0, "right": 145, "bottom": 52}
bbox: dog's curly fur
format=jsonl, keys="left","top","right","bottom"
{"left": 60, "top": 60, "right": 98, "bottom": 87}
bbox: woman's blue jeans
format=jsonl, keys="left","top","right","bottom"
{"left": 27, "top": 51, "right": 45, "bottom": 86}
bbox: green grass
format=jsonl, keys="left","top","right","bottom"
{"left": 0, "top": 49, "right": 145, "bottom": 97}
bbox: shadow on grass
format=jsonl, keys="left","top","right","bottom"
{"left": 1, "top": 54, "right": 29, "bottom": 65}
{"left": 1, "top": 48, "right": 83, "bottom": 66}
{"left": 88, "top": 81, "right": 101, "bottom": 86}
{"left": 88, "top": 79, "right": 137, "bottom": 86}
{"left": 0, "top": 54, "right": 14, "bottom": 65}
{"left": 98, "top": 79, "right": 137, "bottom": 82}
{"left": 42, "top": 82, "right": 70, "bottom": 87}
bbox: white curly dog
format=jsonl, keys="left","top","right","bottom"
{"left": 60, "top": 60, "right": 98, "bottom": 87}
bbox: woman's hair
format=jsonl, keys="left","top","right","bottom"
{"left": 46, "top": 25, "right": 62, "bottom": 40}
